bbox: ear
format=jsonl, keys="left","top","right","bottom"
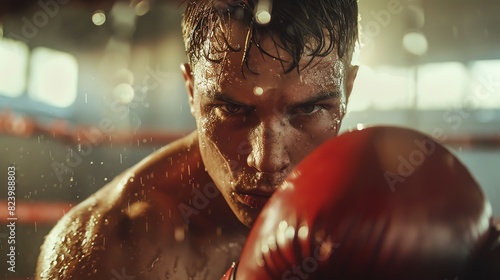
{"left": 181, "top": 63, "right": 195, "bottom": 114}
{"left": 345, "top": 65, "right": 359, "bottom": 103}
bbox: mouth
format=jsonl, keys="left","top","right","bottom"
{"left": 233, "top": 192, "right": 272, "bottom": 210}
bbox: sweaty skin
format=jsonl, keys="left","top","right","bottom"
{"left": 184, "top": 22, "right": 358, "bottom": 228}
{"left": 37, "top": 133, "right": 249, "bottom": 279}
{"left": 36, "top": 24, "right": 358, "bottom": 280}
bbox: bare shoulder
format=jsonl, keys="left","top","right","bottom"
{"left": 36, "top": 132, "right": 213, "bottom": 279}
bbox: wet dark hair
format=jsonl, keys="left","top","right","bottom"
{"left": 182, "top": 0, "right": 358, "bottom": 73}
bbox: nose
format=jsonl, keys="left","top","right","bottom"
{"left": 246, "top": 119, "right": 291, "bottom": 174}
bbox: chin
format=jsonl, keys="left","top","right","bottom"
{"left": 222, "top": 189, "right": 261, "bottom": 227}
{"left": 235, "top": 205, "right": 260, "bottom": 228}
{"left": 239, "top": 215, "right": 256, "bottom": 228}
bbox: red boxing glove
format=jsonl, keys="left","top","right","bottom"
{"left": 224, "top": 126, "right": 496, "bottom": 280}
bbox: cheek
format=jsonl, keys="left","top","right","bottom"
{"left": 196, "top": 109, "right": 247, "bottom": 174}
{"left": 197, "top": 115, "right": 221, "bottom": 159}
{"left": 291, "top": 111, "right": 345, "bottom": 161}
{"left": 309, "top": 115, "right": 342, "bottom": 142}
{"left": 197, "top": 105, "right": 223, "bottom": 147}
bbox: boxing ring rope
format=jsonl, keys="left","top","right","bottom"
{"left": 0, "top": 200, "right": 72, "bottom": 224}
{"left": 0, "top": 109, "right": 187, "bottom": 146}
{"left": 2, "top": 109, "right": 500, "bottom": 149}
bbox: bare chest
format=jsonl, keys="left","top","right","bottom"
{"left": 123, "top": 232, "right": 245, "bottom": 280}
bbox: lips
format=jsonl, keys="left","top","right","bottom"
{"left": 234, "top": 192, "right": 271, "bottom": 210}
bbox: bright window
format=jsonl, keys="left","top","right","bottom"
{"left": 348, "top": 65, "right": 411, "bottom": 112}
{"left": 416, "top": 62, "right": 468, "bottom": 109}
{"left": 469, "top": 60, "right": 500, "bottom": 109}
{"left": 348, "top": 62, "right": 485, "bottom": 111}
{"left": 28, "top": 47, "right": 78, "bottom": 108}
{"left": 0, "top": 38, "right": 29, "bottom": 97}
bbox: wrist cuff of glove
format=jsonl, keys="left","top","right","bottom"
{"left": 229, "top": 261, "right": 239, "bottom": 280}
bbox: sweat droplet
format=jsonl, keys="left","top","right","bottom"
{"left": 256, "top": 10, "right": 271, "bottom": 25}
{"left": 253, "top": 86, "right": 264, "bottom": 96}
{"left": 255, "top": 0, "right": 272, "bottom": 25}
{"left": 147, "top": 255, "right": 160, "bottom": 271}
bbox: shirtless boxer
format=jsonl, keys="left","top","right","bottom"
{"left": 36, "top": 1, "right": 359, "bottom": 279}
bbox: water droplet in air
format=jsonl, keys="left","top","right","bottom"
{"left": 147, "top": 255, "right": 161, "bottom": 271}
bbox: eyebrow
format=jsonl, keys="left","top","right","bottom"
{"left": 289, "top": 91, "right": 340, "bottom": 108}
{"left": 212, "top": 92, "right": 248, "bottom": 106}
{"left": 210, "top": 90, "right": 340, "bottom": 107}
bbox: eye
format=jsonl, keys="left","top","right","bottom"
{"left": 298, "top": 104, "right": 317, "bottom": 114}
{"left": 220, "top": 103, "right": 244, "bottom": 114}
{"left": 292, "top": 104, "right": 323, "bottom": 115}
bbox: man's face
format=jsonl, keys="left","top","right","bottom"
{"left": 183, "top": 28, "right": 358, "bottom": 227}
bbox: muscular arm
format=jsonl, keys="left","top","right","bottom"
{"left": 36, "top": 177, "right": 134, "bottom": 279}
{"left": 36, "top": 133, "right": 246, "bottom": 279}
{"left": 36, "top": 134, "right": 192, "bottom": 279}
{"left": 36, "top": 175, "right": 194, "bottom": 279}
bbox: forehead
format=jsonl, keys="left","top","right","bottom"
{"left": 192, "top": 39, "right": 345, "bottom": 94}
{"left": 191, "top": 19, "right": 346, "bottom": 94}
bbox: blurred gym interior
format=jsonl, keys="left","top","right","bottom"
{"left": 0, "top": 0, "right": 499, "bottom": 278}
